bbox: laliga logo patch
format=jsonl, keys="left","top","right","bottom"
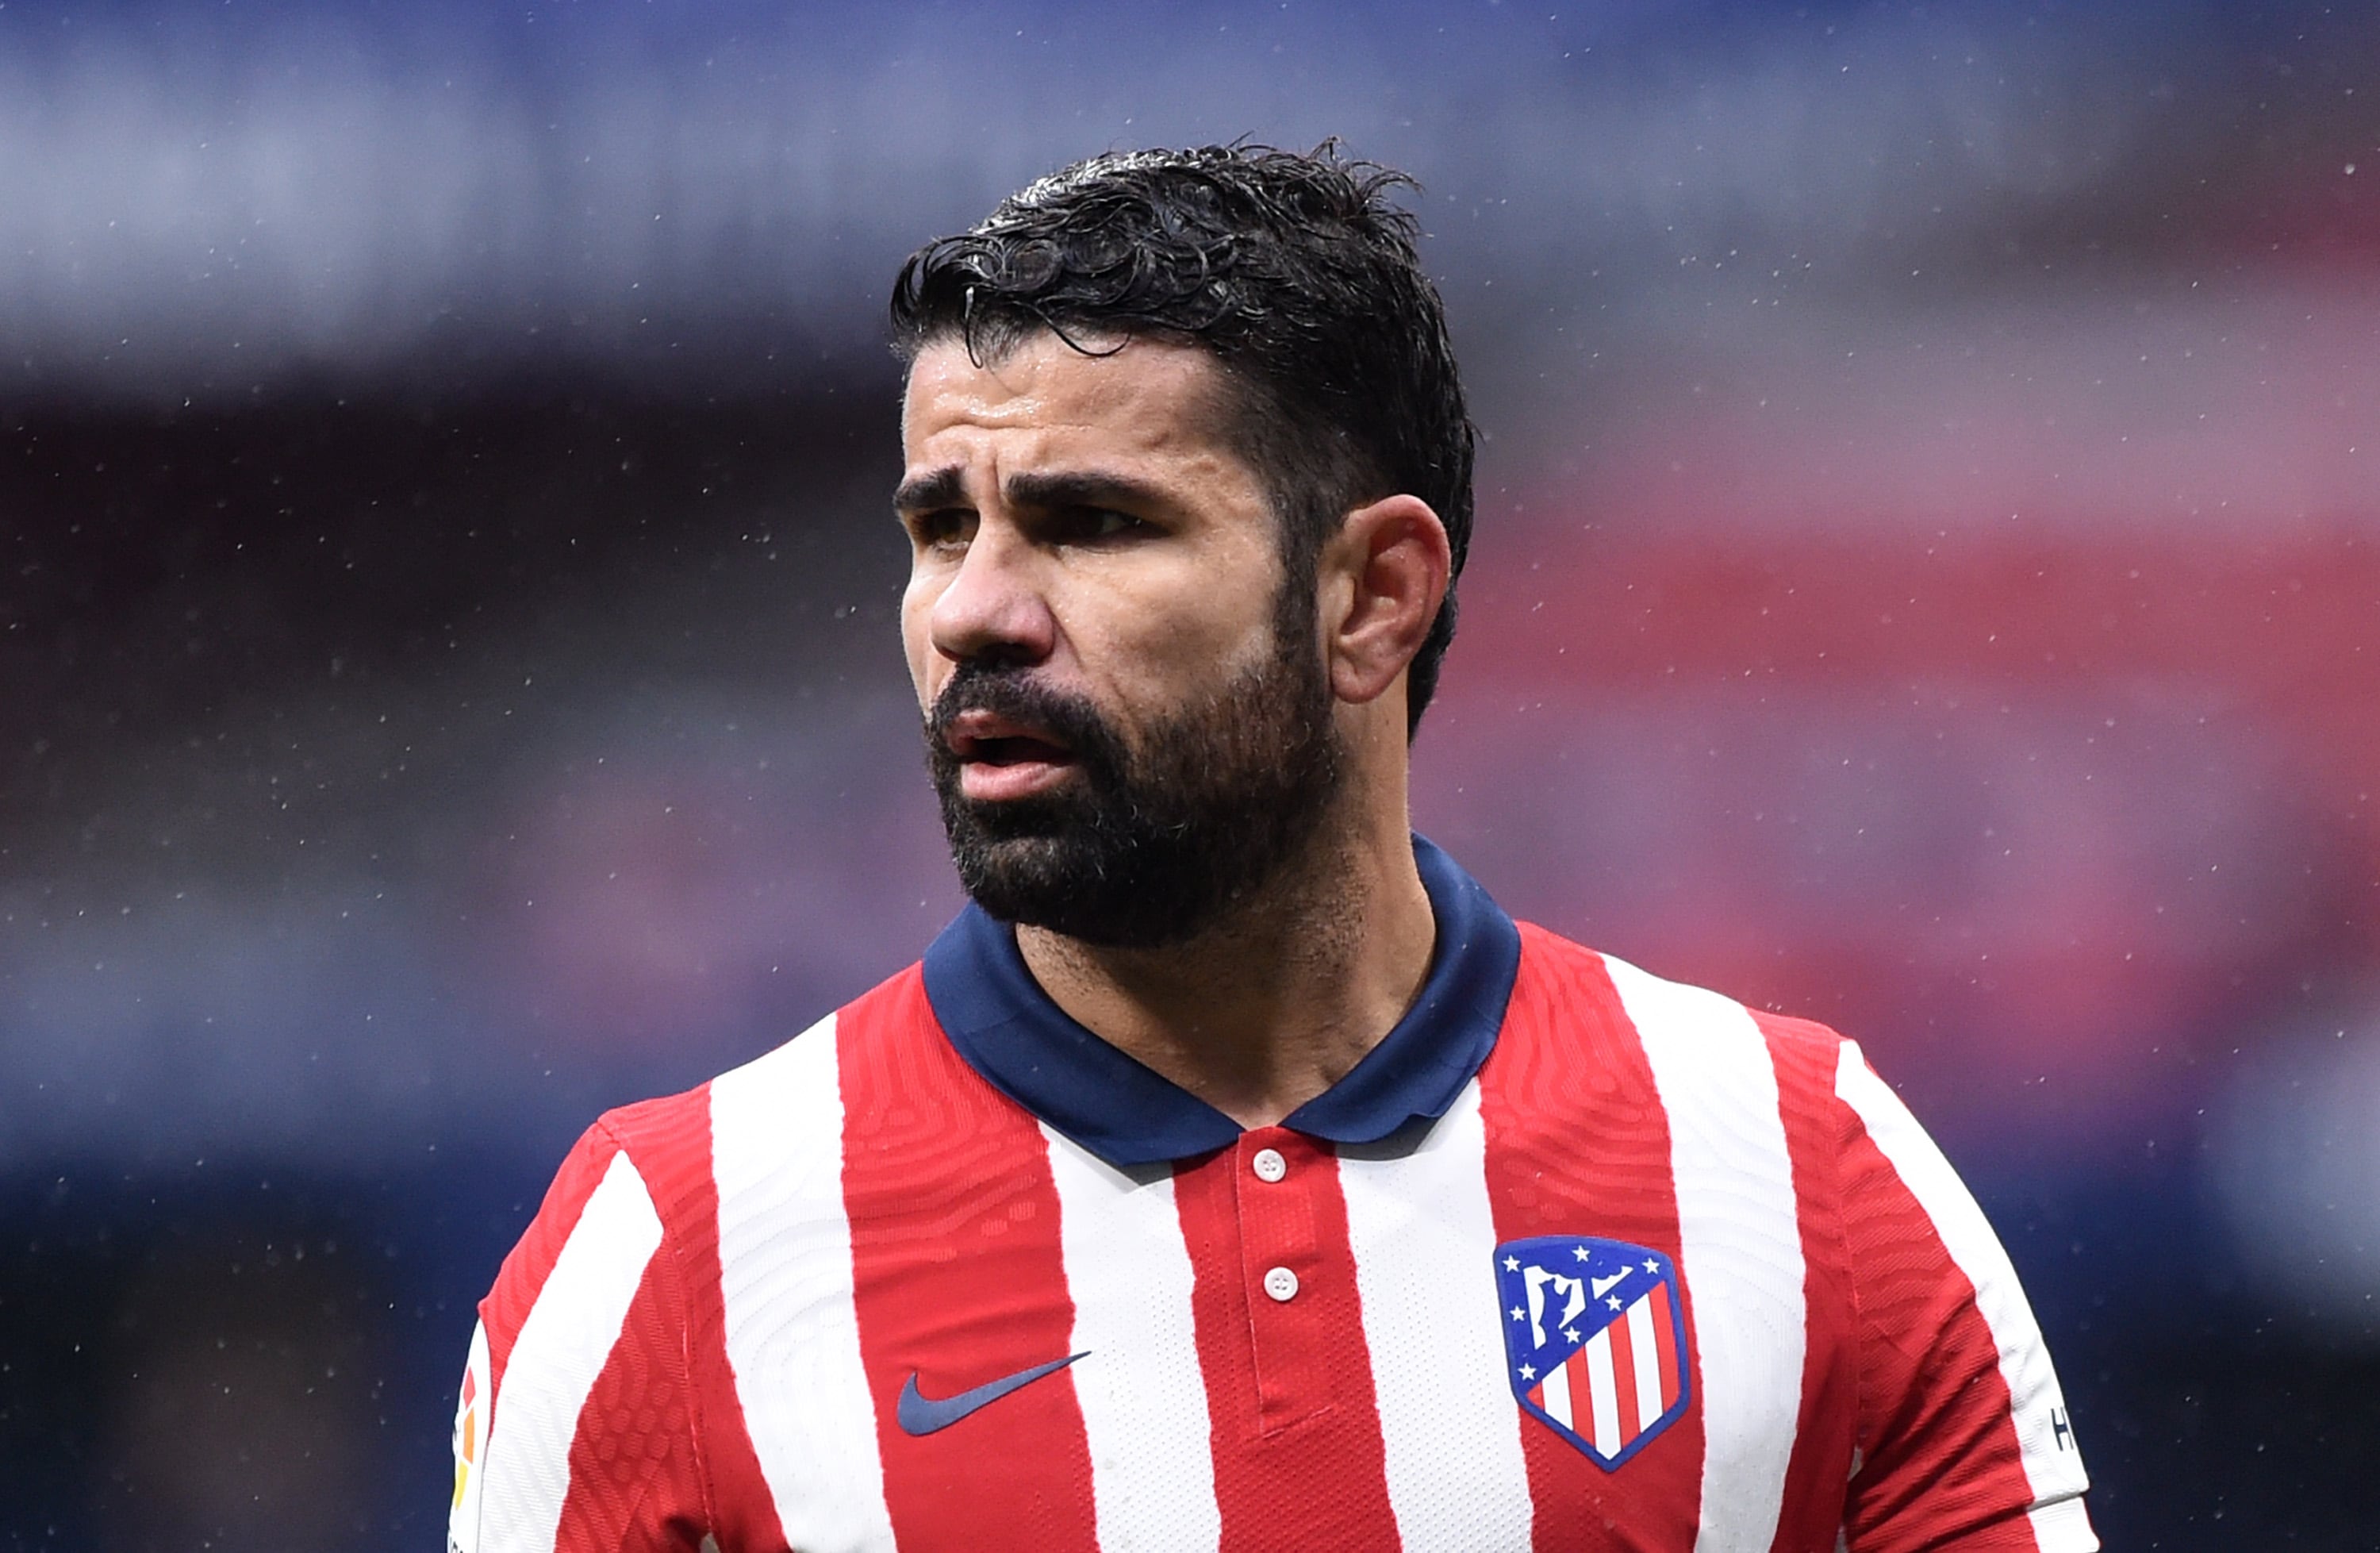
{"left": 449, "top": 1320, "right": 491, "bottom": 1553}
{"left": 1494, "top": 1236, "right": 1691, "bottom": 1470}
{"left": 452, "top": 1365, "right": 480, "bottom": 1507}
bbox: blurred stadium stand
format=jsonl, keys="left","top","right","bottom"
{"left": 2, "top": 0, "right": 2375, "bottom": 1543}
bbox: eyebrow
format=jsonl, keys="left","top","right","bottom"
{"left": 892, "top": 467, "right": 1173, "bottom": 517}
{"left": 892, "top": 466, "right": 966, "bottom": 514}
{"left": 1002, "top": 470, "right": 1171, "bottom": 515}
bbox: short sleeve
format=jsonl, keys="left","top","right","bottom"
{"left": 1829, "top": 1042, "right": 2096, "bottom": 1552}
{"left": 450, "top": 1122, "right": 708, "bottom": 1551}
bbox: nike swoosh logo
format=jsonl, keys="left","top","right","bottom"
{"left": 896, "top": 1352, "right": 1088, "bottom": 1436}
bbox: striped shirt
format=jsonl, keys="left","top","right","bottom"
{"left": 449, "top": 840, "right": 2094, "bottom": 1551}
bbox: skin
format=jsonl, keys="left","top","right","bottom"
{"left": 896, "top": 331, "right": 1454, "bottom": 1128}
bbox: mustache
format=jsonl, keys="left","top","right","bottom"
{"left": 926, "top": 663, "right": 1125, "bottom": 774}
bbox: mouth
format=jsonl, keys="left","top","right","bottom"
{"left": 941, "top": 709, "right": 1081, "bottom": 799}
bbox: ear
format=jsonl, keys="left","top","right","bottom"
{"left": 1319, "top": 493, "right": 1452, "bottom": 707}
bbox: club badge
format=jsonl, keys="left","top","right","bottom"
{"left": 1494, "top": 1236, "right": 1691, "bottom": 1470}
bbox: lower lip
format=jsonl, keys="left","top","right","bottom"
{"left": 960, "top": 756, "right": 1078, "bottom": 803}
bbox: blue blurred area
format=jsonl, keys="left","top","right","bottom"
{"left": 3, "top": 0, "right": 2363, "bottom": 398}
{"left": 2, "top": 0, "right": 2377, "bottom": 1544}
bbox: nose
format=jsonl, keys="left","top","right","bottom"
{"left": 927, "top": 521, "right": 1058, "bottom": 669}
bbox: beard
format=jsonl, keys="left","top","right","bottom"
{"left": 924, "top": 609, "right": 1344, "bottom": 951}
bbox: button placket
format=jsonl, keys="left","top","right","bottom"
{"left": 1232, "top": 1128, "right": 1340, "bottom": 1428}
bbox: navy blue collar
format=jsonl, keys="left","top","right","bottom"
{"left": 919, "top": 836, "right": 1522, "bottom": 1167}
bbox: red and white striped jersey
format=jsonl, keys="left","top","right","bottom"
{"left": 450, "top": 840, "right": 2093, "bottom": 1552}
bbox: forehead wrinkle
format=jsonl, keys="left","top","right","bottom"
{"left": 903, "top": 335, "right": 1269, "bottom": 528}
{"left": 914, "top": 331, "right": 1230, "bottom": 428}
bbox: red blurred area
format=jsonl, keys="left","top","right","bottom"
{"left": 1423, "top": 517, "right": 2377, "bottom": 1161}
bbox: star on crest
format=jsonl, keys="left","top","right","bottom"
{"left": 1572, "top": 1245, "right": 1591, "bottom": 1261}
{"left": 1642, "top": 1258, "right": 1660, "bottom": 1273}
{"left": 1562, "top": 1326, "right": 1581, "bottom": 1343}
{"left": 1518, "top": 1363, "right": 1537, "bottom": 1381}
{"left": 1511, "top": 1306, "right": 1526, "bottom": 1321}
{"left": 1503, "top": 1255, "right": 1521, "bottom": 1271}
{"left": 1606, "top": 1295, "right": 1624, "bottom": 1309}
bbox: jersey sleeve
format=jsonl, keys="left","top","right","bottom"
{"left": 448, "top": 1121, "right": 712, "bottom": 1552}
{"left": 1827, "top": 1040, "right": 2095, "bottom": 1553}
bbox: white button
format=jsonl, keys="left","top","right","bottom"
{"left": 1263, "top": 1266, "right": 1299, "bottom": 1302}
{"left": 1251, "top": 1147, "right": 1288, "bottom": 1182}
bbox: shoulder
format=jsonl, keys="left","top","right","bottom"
{"left": 1509, "top": 919, "right": 1852, "bottom": 1089}
{"left": 605, "top": 960, "right": 928, "bottom": 1134}
{"left": 1499, "top": 923, "right": 1886, "bottom": 1225}
{"left": 590, "top": 960, "right": 935, "bottom": 1236}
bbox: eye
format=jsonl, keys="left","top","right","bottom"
{"left": 906, "top": 508, "right": 976, "bottom": 551}
{"left": 1067, "top": 506, "right": 1145, "bottom": 542}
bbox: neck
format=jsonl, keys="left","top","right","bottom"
{"left": 1015, "top": 790, "right": 1436, "bottom": 1129}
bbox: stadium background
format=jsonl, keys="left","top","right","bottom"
{"left": 3, "top": 0, "right": 2375, "bottom": 1543}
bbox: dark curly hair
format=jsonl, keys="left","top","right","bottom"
{"left": 889, "top": 144, "right": 1476, "bottom": 737}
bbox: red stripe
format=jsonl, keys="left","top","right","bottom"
{"left": 1477, "top": 927, "right": 1703, "bottom": 1548}
{"left": 839, "top": 969, "right": 1099, "bottom": 1553}
{"left": 551, "top": 1247, "right": 706, "bottom": 1547}
{"left": 1561, "top": 1347, "right": 1593, "bottom": 1433}
{"left": 1648, "top": 1281, "right": 1681, "bottom": 1413}
{"left": 481, "top": 1124, "right": 624, "bottom": 1397}
{"left": 1752, "top": 1013, "right": 1865, "bottom": 1553}
{"left": 1919, "top": 1519, "right": 2058, "bottom": 1551}
{"left": 603, "top": 1086, "right": 789, "bottom": 1551}
{"left": 1822, "top": 1038, "right": 2048, "bottom": 1553}
{"left": 1606, "top": 1300, "right": 1642, "bottom": 1444}
{"left": 1173, "top": 1129, "right": 1399, "bottom": 1551}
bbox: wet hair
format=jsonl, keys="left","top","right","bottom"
{"left": 889, "top": 143, "right": 1476, "bottom": 736}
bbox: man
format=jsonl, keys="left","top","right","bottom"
{"left": 448, "top": 146, "right": 2094, "bottom": 1552}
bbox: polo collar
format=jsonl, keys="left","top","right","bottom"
{"left": 920, "top": 835, "right": 1522, "bottom": 1167}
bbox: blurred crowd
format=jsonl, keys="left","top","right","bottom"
{"left": 3, "top": 1, "right": 2376, "bottom": 1545}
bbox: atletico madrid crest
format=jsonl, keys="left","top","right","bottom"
{"left": 1494, "top": 1236, "right": 1691, "bottom": 1470}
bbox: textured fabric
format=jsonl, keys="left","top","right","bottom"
{"left": 451, "top": 859, "right": 2094, "bottom": 1552}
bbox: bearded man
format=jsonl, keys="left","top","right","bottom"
{"left": 448, "top": 145, "right": 2095, "bottom": 1553}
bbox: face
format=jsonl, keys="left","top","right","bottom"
{"left": 897, "top": 332, "right": 1343, "bottom": 948}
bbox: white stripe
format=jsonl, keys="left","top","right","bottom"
{"left": 1626, "top": 1293, "right": 1666, "bottom": 1426}
{"left": 1338, "top": 1078, "right": 1534, "bottom": 1549}
{"left": 1584, "top": 1328, "right": 1624, "bottom": 1457}
{"left": 1835, "top": 1043, "right": 2096, "bottom": 1540}
{"left": 478, "top": 1151, "right": 664, "bottom": 1553}
{"left": 713, "top": 1013, "right": 897, "bottom": 1552}
{"left": 1603, "top": 953, "right": 1805, "bottom": 1553}
{"left": 1539, "top": 1349, "right": 1574, "bottom": 1429}
{"left": 1042, "top": 1125, "right": 1220, "bottom": 1553}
